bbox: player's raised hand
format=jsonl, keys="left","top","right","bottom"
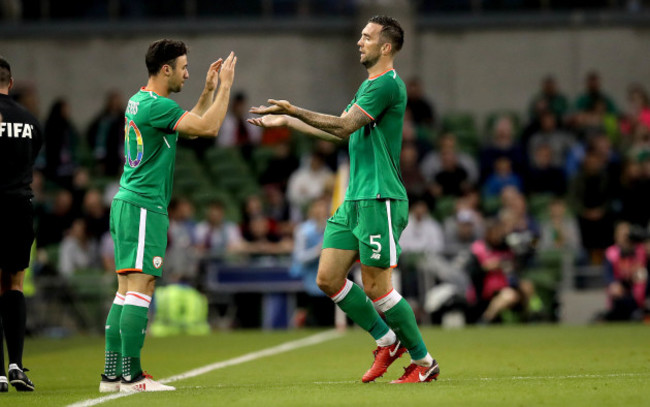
{"left": 204, "top": 59, "right": 223, "bottom": 92}
{"left": 219, "top": 51, "right": 237, "bottom": 87}
{"left": 247, "top": 115, "right": 288, "bottom": 128}
{"left": 250, "top": 99, "right": 295, "bottom": 116}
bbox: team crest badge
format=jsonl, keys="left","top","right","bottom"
{"left": 153, "top": 256, "right": 163, "bottom": 269}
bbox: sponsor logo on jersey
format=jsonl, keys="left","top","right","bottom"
{"left": 0, "top": 122, "right": 34, "bottom": 139}
{"left": 371, "top": 253, "right": 381, "bottom": 260}
{"left": 152, "top": 256, "right": 163, "bottom": 269}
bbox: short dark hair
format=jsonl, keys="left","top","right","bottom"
{"left": 0, "top": 56, "right": 11, "bottom": 86}
{"left": 368, "top": 15, "right": 404, "bottom": 53}
{"left": 145, "top": 39, "right": 188, "bottom": 76}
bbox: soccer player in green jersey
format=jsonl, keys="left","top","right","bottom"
{"left": 249, "top": 16, "right": 439, "bottom": 383}
{"left": 99, "top": 40, "right": 237, "bottom": 393}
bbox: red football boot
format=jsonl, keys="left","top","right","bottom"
{"left": 361, "top": 340, "right": 407, "bottom": 383}
{"left": 391, "top": 360, "right": 440, "bottom": 383}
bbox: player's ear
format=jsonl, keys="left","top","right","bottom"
{"left": 381, "top": 42, "right": 392, "bottom": 56}
{"left": 8, "top": 77, "right": 13, "bottom": 92}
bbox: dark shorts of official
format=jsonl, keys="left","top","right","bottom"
{"left": 0, "top": 195, "right": 34, "bottom": 273}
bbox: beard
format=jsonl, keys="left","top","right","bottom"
{"left": 361, "top": 54, "right": 379, "bottom": 69}
{"left": 169, "top": 81, "right": 183, "bottom": 93}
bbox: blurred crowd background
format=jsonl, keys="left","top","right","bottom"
{"left": 2, "top": 0, "right": 650, "bottom": 335}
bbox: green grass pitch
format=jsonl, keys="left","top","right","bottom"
{"left": 4, "top": 324, "right": 649, "bottom": 406}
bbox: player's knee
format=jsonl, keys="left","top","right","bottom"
{"left": 362, "top": 284, "right": 379, "bottom": 300}
{"left": 316, "top": 273, "right": 340, "bottom": 296}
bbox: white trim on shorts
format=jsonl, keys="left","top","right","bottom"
{"left": 135, "top": 208, "right": 147, "bottom": 269}
{"left": 385, "top": 200, "right": 397, "bottom": 267}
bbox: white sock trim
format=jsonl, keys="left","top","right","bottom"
{"left": 330, "top": 280, "right": 354, "bottom": 304}
{"left": 124, "top": 291, "right": 152, "bottom": 308}
{"left": 376, "top": 330, "right": 397, "bottom": 347}
{"left": 373, "top": 289, "right": 402, "bottom": 313}
{"left": 114, "top": 292, "right": 125, "bottom": 306}
{"left": 413, "top": 353, "right": 434, "bottom": 367}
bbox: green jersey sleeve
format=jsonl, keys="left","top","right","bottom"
{"left": 353, "top": 77, "right": 397, "bottom": 121}
{"left": 149, "top": 97, "right": 188, "bottom": 132}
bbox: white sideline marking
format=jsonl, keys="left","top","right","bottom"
{"left": 67, "top": 330, "right": 344, "bottom": 407}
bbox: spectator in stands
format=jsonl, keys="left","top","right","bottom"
{"left": 400, "top": 198, "right": 445, "bottom": 256}
{"left": 166, "top": 198, "right": 198, "bottom": 280}
{"left": 574, "top": 96, "right": 620, "bottom": 146}
{"left": 258, "top": 141, "right": 300, "bottom": 191}
{"left": 400, "top": 142, "right": 428, "bottom": 199}
{"left": 420, "top": 204, "right": 478, "bottom": 322}
{"left": 429, "top": 148, "right": 471, "bottom": 198}
{"left": 480, "top": 115, "right": 525, "bottom": 182}
{"left": 99, "top": 231, "right": 115, "bottom": 274}
{"left": 482, "top": 156, "right": 523, "bottom": 199}
{"left": 314, "top": 139, "right": 340, "bottom": 172}
{"left": 70, "top": 167, "right": 91, "bottom": 218}
{"left": 524, "top": 143, "right": 567, "bottom": 196}
{"left": 36, "top": 189, "right": 75, "bottom": 248}
{"left": 240, "top": 194, "right": 278, "bottom": 241}
{"left": 194, "top": 200, "right": 243, "bottom": 258}
{"left": 287, "top": 151, "right": 333, "bottom": 222}
{"left": 499, "top": 188, "right": 540, "bottom": 272}
{"left": 467, "top": 218, "right": 536, "bottom": 324}
{"left": 86, "top": 90, "right": 125, "bottom": 176}
{"left": 290, "top": 198, "right": 334, "bottom": 326}
{"left": 403, "top": 107, "right": 433, "bottom": 158}
{"left": 82, "top": 188, "right": 109, "bottom": 242}
{"left": 443, "top": 205, "right": 484, "bottom": 254}
{"left": 538, "top": 198, "right": 582, "bottom": 253}
{"left": 406, "top": 76, "right": 436, "bottom": 128}
{"left": 617, "top": 158, "right": 650, "bottom": 227}
{"left": 527, "top": 110, "right": 576, "bottom": 169}
{"left": 240, "top": 215, "right": 293, "bottom": 258}
{"left": 620, "top": 83, "right": 650, "bottom": 145}
{"left": 603, "top": 222, "right": 648, "bottom": 320}
{"left": 58, "top": 219, "right": 99, "bottom": 277}
{"left": 528, "top": 75, "right": 569, "bottom": 122}
{"left": 569, "top": 146, "right": 614, "bottom": 264}
{"left": 43, "top": 98, "right": 79, "bottom": 188}
{"left": 421, "top": 132, "right": 479, "bottom": 185}
{"left": 217, "top": 91, "right": 262, "bottom": 160}
{"left": 264, "top": 183, "right": 293, "bottom": 237}
{"left": 397, "top": 198, "right": 444, "bottom": 312}
{"left": 575, "top": 71, "right": 618, "bottom": 115}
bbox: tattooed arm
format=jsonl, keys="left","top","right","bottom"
{"left": 248, "top": 114, "right": 345, "bottom": 144}
{"left": 250, "top": 99, "right": 372, "bottom": 141}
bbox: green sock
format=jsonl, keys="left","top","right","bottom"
{"left": 333, "top": 281, "right": 389, "bottom": 340}
{"left": 383, "top": 297, "right": 428, "bottom": 360}
{"left": 121, "top": 304, "right": 149, "bottom": 380}
{"left": 104, "top": 301, "right": 123, "bottom": 378}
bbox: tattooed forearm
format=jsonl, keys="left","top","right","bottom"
{"left": 292, "top": 105, "right": 372, "bottom": 139}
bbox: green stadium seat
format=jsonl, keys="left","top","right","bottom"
{"left": 441, "top": 112, "right": 479, "bottom": 155}
{"left": 251, "top": 146, "right": 276, "bottom": 177}
{"left": 481, "top": 195, "right": 502, "bottom": 216}
{"left": 434, "top": 196, "right": 456, "bottom": 221}
{"left": 528, "top": 193, "right": 555, "bottom": 219}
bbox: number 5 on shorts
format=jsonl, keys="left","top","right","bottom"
{"left": 370, "top": 234, "right": 382, "bottom": 253}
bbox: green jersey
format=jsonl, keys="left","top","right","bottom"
{"left": 114, "top": 87, "right": 188, "bottom": 214}
{"left": 344, "top": 69, "right": 407, "bottom": 201}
